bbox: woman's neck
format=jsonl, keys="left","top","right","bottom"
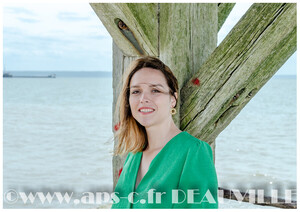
{"left": 145, "top": 119, "right": 181, "bottom": 152}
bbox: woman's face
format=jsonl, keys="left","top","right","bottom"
{"left": 129, "top": 67, "right": 177, "bottom": 128}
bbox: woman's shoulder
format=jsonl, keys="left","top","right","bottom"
{"left": 177, "top": 131, "right": 214, "bottom": 166}
{"left": 123, "top": 151, "right": 141, "bottom": 164}
{"left": 179, "top": 131, "right": 211, "bottom": 149}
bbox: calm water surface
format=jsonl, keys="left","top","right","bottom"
{"left": 3, "top": 75, "right": 296, "bottom": 208}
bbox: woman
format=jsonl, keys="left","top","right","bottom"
{"left": 111, "top": 56, "right": 218, "bottom": 209}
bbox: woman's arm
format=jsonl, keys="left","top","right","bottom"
{"left": 173, "top": 141, "right": 218, "bottom": 208}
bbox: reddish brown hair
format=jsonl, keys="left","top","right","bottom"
{"left": 114, "top": 56, "right": 178, "bottom": 155}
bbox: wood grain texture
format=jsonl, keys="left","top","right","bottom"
{"left": 159, "top": 3, "right": 218, "bottom": 126}
{"left": 180, "top": 3, "right": 296, "bottom": 144}
{"left": 218, "top": 3, "right": 236, "bottom": 31}
{"left": 90, "top": 3, "right": 158, "bottom": 56}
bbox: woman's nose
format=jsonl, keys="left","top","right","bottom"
{"left": 140, "top": 92, "right": 150, "bottom": 103}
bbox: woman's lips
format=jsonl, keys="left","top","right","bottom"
{"left": 138, "top": 107, "right": 155, "bottom": 114}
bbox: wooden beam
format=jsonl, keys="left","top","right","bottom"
{"left": 112, "top": 42, "right": 138, "bottom": 189}
{"left": 159, "top": 3, "right": 218, "bottom": 127}
{"left": 90, "top": 3, "right": 158, "bottom": 56}
{"left": 160, "top": 3, "right": 218, "bottom": 88}
{"left": 180, "top": 3, "right": 296, "bottom": 144}
{"left": 218, "top": 3, "right": 236, "bottom": 31}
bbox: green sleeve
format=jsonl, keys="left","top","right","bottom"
{"left": 173, "top": 141, "right": 218, "bottom": 208}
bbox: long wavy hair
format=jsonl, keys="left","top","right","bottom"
{"left": 114, "top": 56, "right": 179, "bottom": 156}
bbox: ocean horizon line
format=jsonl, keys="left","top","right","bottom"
{"left": 3, "top": 70, "right": 296, "bottom": 78}
{"left": 4, "top": 70, "right": 111, "bottom": 72}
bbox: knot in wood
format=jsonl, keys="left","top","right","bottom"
{"left": 233, "top": 93, "right": 240, "bottom": 100}
{"left": 118, "top": 20, "right": 128, "bottom": 30}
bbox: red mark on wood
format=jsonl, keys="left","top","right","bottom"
{"left": 118, "top": 167, "right": 123, "bottom": 177}
{"left": 192, "top": 78, "right": 200, "bottom": 86}
{"left": 114, "top": 122, "right": 120, "bottom": 131}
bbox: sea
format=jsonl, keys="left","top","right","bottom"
{"left": 3, "top": 71, "right": 297, "bottom": 209}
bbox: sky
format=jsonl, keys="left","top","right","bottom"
{"left": 2, "top": 2, "right": 297, "bottom": 75}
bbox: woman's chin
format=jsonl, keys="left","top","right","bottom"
{"left": 137, "top": 120, "right": 155, "bottom": 128}
{"left": 139, "top": 123, "right": 152, "bottom": 128}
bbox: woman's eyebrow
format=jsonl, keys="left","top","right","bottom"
{"left": 130, "top": 83, "right": 165, "bottom": 88}
{"left": 150, "top": 84, "right": 164, "bottom": 88}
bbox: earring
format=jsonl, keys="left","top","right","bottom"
{"left": 170, "top": 108, "right": 176, "bottom": 115}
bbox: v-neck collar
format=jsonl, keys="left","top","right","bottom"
{"left": 132, "top": 131, "right": 186, "bottom": 192}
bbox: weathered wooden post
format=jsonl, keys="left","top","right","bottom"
{"left": 90, "top": 4, "right": 296, "bottom": 208}
{"left": 111, "top": 42, "right": 138, "bottom": 188}
{"left": 90, "top": 3, "right": 220, "bottom": 188}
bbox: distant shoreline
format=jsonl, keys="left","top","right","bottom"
{"left": 4, "top": 71, "right": 112, "bottom": 78}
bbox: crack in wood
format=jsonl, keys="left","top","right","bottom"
{"left": 189, "top": 5, "right": 193, "bottom": 76}
{"left": 181, "top": 56, "right": 247, "bottom": 130}
{"left": 245, "top": 4, "right": 287, "bottom": 52}
{"left": 214, "top": 104, "right": 238, "bottom": 128}
{"left": 214, "top": 88, "right": 246, "bottom": 127}
{"left": 246, "top": 88, "right": 258, "bottom": 98}
{"left": 181, "top": 40, "right": 253, "bottom": 130}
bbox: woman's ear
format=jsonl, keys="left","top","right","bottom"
{"left": 171, "top": 92, "right": 178, "bottom": 107}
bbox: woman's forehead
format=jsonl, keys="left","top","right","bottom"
{"left": 130, "top": 68, "right": 168, "bottom": 86}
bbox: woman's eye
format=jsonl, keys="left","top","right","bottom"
{"left": 131, "top": 90, "right": 139, "bottom": 94}
{"left": 152, "top": 89, "right": 160, "bottom": 93}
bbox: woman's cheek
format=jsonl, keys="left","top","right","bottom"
{"left": 129, "top": 98, "right": 137, "bottom": 115}
{"left": 128, "top": 97, "right": 134, "bottom": 108}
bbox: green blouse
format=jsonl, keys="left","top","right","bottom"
{"left": 111, "top": 131, "right": 218, "bottom": 209}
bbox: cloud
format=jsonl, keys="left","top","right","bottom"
{"left": 3, "top": 2, "right": 112, "bottom": 72}
{"left": 4, "top": 7, "right": 36, "bottom": 16}
{"left": 2, "top": 3, "right": 114, "bottom": 71}
{"left": 57, "top": 12, "right": 90, "bottom": 21}
{"left": 4, "top": 26, "right": 82, "bottom": 57}
{"left": 5, "top": 6, "right": 39, "bottom": 23}
{"left": 88, "top": 34, "right": 109, "bottom": 40}
{"left": 3, "top": 26, "right": 19, "bottom": 34}
{"left": 17, "top": 17, "right": 39, "bottom": 23}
